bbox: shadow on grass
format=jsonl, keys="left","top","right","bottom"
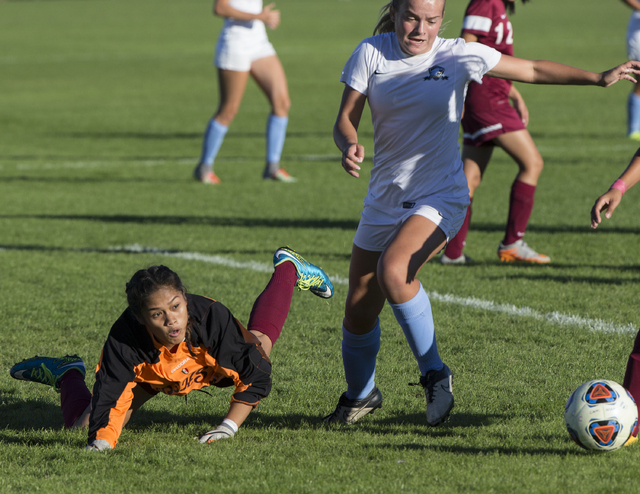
{"left": 470, "top": 222, "right": 640, "bottom": 235}
{"left": 0, "top": 396, "right": 580, "bottom": 456}
{"left": 0, "top": 214, "right": 359, "bottom": 231}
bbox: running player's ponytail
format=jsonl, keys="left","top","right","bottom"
{"left": 374, "top": 0, "right": 400, "bottom": 35}
{"left": 502, "top": 0, "right": 529, "bottom": 15}
{"left": 126, "top": 265, "right": 196, "bottom": 355}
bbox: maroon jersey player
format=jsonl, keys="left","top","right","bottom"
{"left": 441, "top": 0, "right": 550, "bottom": 265}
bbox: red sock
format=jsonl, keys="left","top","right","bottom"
{"left": 247, "top": 261, "right": 298, "bottom": 346}
{"left": 624, "top": 330, "right": 640, "bottom": 426}
{"left": 59, "top": 369, "right": 92, "bottom": 428}
{"left": 444, "top": 199, "right": 473, "bottom": 259}
{"left": 504, "top": 180, "right": 536, "bottom": 245}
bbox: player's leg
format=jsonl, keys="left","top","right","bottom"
{"left": 378, "top": 215, "right": 454, "bottom": 426}
{"left": 248, "top": 247, "right": 333, "bottom": 357}
{"left": 250, "top": 55, "right": 294, "bottom": 182}
{"left": 195, "top": 69, "right": 250, "bottom": 184}
{"left": 441, "top": 144, "right": 493, "bottom": 263}
{"left": 494, "top": 129, "right": 549, "bottom": 263}
{"left": 9, "top": 355, "right": 91, "bottom": 428}
{"left": 324, "top": 246, "right": 386, "bottom": 424}
{"left": 72, "top": 382, "right": 156, "bottom": 431}
{"left": 629, "top": 81, "right": 640, "bottom": 140}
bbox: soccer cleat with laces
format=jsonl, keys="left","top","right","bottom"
{"left": 498, "top": 240, "right": 550, "bottom": 263}
{"left": 264, "top": 168, "right": 297, "bottom": 183}
{"left": 323, "top": 387, "right": 383, "bottom": 424}
{"left": 273, "top": 247, "right": 333, "bottom": 298}
{"left": 10, "top": 355, "right": 86, "bottom": 392}
{"left": 193, "top": 164, "right": 221, "bottom": 184}
{"left": 420, "top": 364, "right": 454, "bottom": 426}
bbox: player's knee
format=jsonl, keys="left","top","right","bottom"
{"left": 376, "top": 262, "right": 409, "bottom": 303}
{"left": 216, "top": 105, "right": 240, "bottom": 126}
{"left": 272, "top": 94, "right": 291, "bottom": 117}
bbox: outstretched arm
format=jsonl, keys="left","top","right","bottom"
{"left": 591, "top": 149, "right": 640, "bottom": 228}
{"left": 334, "top": 85, "right": 367, "bottom": 178}
{"left": 487, "top": 56, "right": 640, "bottom": 87}
{"left": 213, "top": 0, "right": 280, "bottom": 29}
{"left": 622, "top": 0, "right": 640, "bottom": 10}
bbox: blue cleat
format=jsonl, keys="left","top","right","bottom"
{"left": 273, "top": 247, "right": 333, "bottom": 299}
{"left": 10, "top": 355, "right": 86, "bottom": 392}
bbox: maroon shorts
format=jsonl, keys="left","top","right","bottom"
{"left": 462, "top": 94, "right": 526, "bottom": 147}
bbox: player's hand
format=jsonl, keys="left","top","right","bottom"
{"left": 84, "top": 439, "right": 111, "bottom": 452}
{"left": 342, "top": 143, "right": 365, "bottom": 178}
{"left": 510, "top": 95, "right": 529, "bottom": 126}
{"left": 198, "top": 423, "right": 236, "bottom": 443}
{"left": 590, "top": 190, "right": 623, "bottom": 229}
{"left": 261, "top": 3, "right": 280, "bottom": 30}
{"left": 598, "top": 61, "right": 640, "bottom": 87}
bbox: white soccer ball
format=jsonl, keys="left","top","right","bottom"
{"left": 565, "top": 379, "right": 638, "bottom": 451}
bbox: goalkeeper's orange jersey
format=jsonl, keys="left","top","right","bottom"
{"left": 88, "top": 294, "right": 271, "bottom": 449}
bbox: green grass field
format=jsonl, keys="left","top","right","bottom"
{"left": 1, "top": 0, "right": 640, "bottom": 492}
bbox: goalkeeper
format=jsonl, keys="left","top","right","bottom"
{"left": 10, "top": 247, "right": 332, "bottom": 451}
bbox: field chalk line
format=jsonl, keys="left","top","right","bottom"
{"left": 110, "top": 244, "right": 637, "bottom": 335}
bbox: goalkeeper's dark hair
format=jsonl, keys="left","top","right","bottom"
{"left": 503, "top": 0, "right": 529, "bottom": 15}
{"left": 126, "top": 265, "right": 196, "bottom": 355}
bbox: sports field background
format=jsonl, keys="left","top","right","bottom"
{"left": 1, "top": 0, "right": 639, "bottom": 492}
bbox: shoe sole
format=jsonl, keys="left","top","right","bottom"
{"left": 498, "top": 252, "right": 550, "bottom": 263}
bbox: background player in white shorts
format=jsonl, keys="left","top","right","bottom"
{"left": 624, "top": 0, "right": 640, "bottom": 140}
{"left": 441, "top": 0, "right": 550, "bottom": 265}
{"left": 193, "top": 0, "right": 295, "bottom": 184}
{"left": 323, "top": 0, "right": 640, "bottom": 428}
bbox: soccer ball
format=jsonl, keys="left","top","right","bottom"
{"left": 565, "top": 379, "right": 638, "bottom": 451}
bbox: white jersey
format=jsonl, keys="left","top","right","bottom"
{"left": 222, "top": 0, "right": 266, "bottom": 38}
{"left": 341, "top": 33, "right": 501, "bottom": 214}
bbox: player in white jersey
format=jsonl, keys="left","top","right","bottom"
{"left": 624, "top": 0, "right": 640, "bottom": 140}
{"left": 324, "top": 0, "right": 640, "bottom": 427}
{"left": 193, "top": 0, "right": 295, "bottom": 184}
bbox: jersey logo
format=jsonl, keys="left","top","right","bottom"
{"left": 423, "top": 65, "right": 449, "bottom": 81}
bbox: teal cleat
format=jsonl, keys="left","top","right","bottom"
{"left": 10, "top": 355, "right": 86, "bottom": 392}
{"left": 273, "top": 247, "right": 333, "bottom": 299}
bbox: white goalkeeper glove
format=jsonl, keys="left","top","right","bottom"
{"left": 84, "top": 439, "right": 111, "bottom": 452}
{"left": 199, "top": 419, "right": 237, "bottom": 443}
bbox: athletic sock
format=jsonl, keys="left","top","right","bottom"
{"left": 59, "top": 369, "right": 92, "bottom": 429}
{"left": 503, "top": 180, "right": 536, "bottom": 246}
{"left": 247, "top": 261, "right": 298, "bottom": 346}
{"left": 628, "top": 92, "right": 640, "bottom": 135}
{"left": 389, "top": 283, "right": 443, "bottom": 376}
{"left": 264, "top": 114, "right": 288, "bottom": 176}
{"left": 342, "top": 320, "right": 381, "bottom": 400}
{"left": 443, "top": 198, "right": 473, "bottom": 259}
{"left": 199, "top": 118, "right": 228, "bottom": 167}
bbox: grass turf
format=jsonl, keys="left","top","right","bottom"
{"left": 1, "top": 0, "right": 640, "bottom": 492}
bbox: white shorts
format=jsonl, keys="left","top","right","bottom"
{"left": 628, "top": 12, "right": 640, "bottom": 61}
{"left": 353, "top": 194, "right": 470, "bottom": 252}
{"left": 215, "top": 25, "right": 276, "bottom": 72}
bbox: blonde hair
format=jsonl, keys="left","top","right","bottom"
{"left": 373, "top": 0, "right": 447, "bottom": 35}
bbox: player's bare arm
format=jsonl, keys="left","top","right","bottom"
{"left": 508, "top": 84, "right": 529, "bottom": 126}
{"left": 214, "top": 0, "right": 280, "bottom": 29}
{"left": 488, "top": 56, "right": 640, "bottom": 87}
{"left": 591, "top": 149, "right": 640, "bottom": 228}
{"left": 622, "top": 0, "right": 640, "bottom": 11}
{"left": 334, "top": 86, "right": 367, "bottom": 178}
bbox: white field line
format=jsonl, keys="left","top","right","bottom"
{"left": 110, "top": 244, "right": 637, "bottom": 335}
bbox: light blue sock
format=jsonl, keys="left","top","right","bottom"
{"left": 266, "top": 114, "right": 288, "bottom": 164}
{"left": 200, "top": 118, "right": 228, "bottom": 166}
{"left": 342, "top": 320, "right": 381, "bottom": 400}
{"left": 389, "top": 283, "right": 443, "bottom": 376}
{"left": 628, "top": 93, "right": 640, "bottom": 135}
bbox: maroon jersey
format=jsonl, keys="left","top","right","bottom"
{"left": 461, "top": 0, "right": 524, "bottom": 145}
